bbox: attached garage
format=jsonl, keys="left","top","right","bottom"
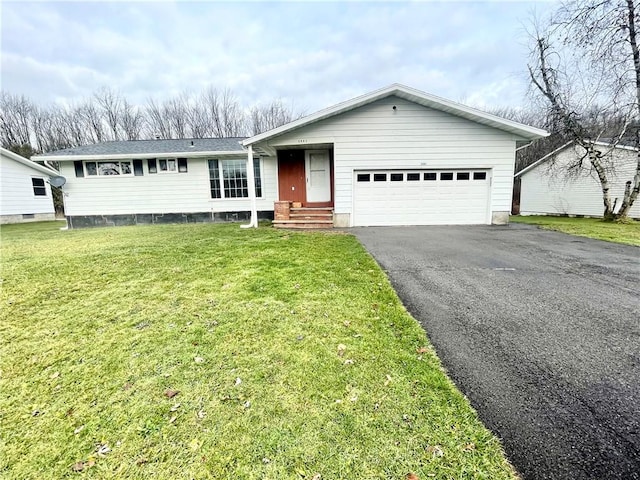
{"left": 241, "top": 84, "right": 548, "bottom": 228}
{"left": 353, "top": 169, "right": 490, "bottom": 226}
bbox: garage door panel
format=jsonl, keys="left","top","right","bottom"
{"left": 353, "top": 169, "right": 490, "bottom": 226}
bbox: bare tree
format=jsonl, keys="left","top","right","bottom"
{"left": 0, "top": 93, "right": 33, "bottom": 147}
{"left": 249, "top": 99, "right": 302, "bottom": 135}
{"left": 94, "top": 87, "right": 124, "bottom": 141}
{"left": 119, "top": 99, "right": 143, "bottom": 140}
{"left": 528, "top": 1, "right": 640, "bottom": 219}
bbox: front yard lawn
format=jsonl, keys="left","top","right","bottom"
{"left": 0, "top": 222, "right": 516, "bottom": 479}
{"left": 511, "top": 215, "right": 640, "bottom": 246}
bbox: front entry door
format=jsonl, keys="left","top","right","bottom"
{"left": 305, "top": 150, "right": 331, "bottom": 203}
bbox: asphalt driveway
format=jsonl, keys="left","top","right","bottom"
{"left": 353, "top": 224, "right": 640, "bottom": 480}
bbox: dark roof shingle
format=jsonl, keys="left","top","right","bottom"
{"left": 39, "top": 137, "right": 247, "bottom": 157}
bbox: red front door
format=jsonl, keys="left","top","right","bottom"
{"left": 278, "top": 150, "right": 306, "bottom": 203}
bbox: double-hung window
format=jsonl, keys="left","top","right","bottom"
{"left": 32, "top": 178, "right": 47, "bottom": 196}
{"left": 208, "top": 159, "right": 262, "bottom": 199}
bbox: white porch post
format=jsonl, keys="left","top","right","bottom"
{"left": 241, "top": 144, "right": 258, "bottom": 228}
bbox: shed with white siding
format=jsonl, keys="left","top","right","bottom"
{"left": 36, "top": 84, "right": 547, "bottom": 229}
{"left": 516, "top": 141, "right": 640, "bottom": 219}
{"left": 1, "top": 147, "right": 58, "bottom": 224}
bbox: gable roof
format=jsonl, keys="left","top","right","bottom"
{"left": 243, "top": 84, "right": 549, "bottom": 147}
{"left": 515, "top": 140, "right": 638, "bottom": 178}
{"left": 1, "top": 147, "right": 60, "bottom": 176}
{"left": 36, "top": 137, "right": 246, "bottom": 161}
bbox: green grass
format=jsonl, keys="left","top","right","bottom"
{"left": 0, "top": 221, "right": 516, "bottom": 479}
{"left": 511, "top": 215, "right": 640, "bottom": 246}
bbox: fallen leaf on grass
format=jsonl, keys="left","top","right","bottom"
{"left": 194, "top": 356, "right": 204, "bottom": 364}
{"left": 235, "top": 377, "right": 242, "bottom": 386}
{"left": 71, "top": 458, "right": 95, "bottom": 472}
{"left": 73, "top": 425, "right": 85, "bottom": 435}
{"left": 426, "top": 445, "right": 444, "bottom": 457}
{"left": 312, "top": 474, "right": 322, "bottom": 480}
{"left": 189, "top": 438, "right": 201, "bottom": 451}
{"left": 170, "top": 403, "right": 181, "bottom": 412}
{"left": 136, "top": 458, "right": 148, "bottom": 466}
{"left": 384, "top": 374, "right": 392, "bottom": 386}
{"left": 50, "top": 371, "right": 60, "bottom": 379}
{"left": 406, "top": 474, "right": 419, "bottom": 480}
{"left": 344, "top": 359, "right": 354, "bottom": 365}
{"left": 463, "top": 443, "right": 476, "bottom": 452}
{"left": 96, "top": 443, "right": 111, "bottom": 457}
{"left": 417, "top": 347, "right": 429, "bottom": 354}
{"left": 337, "top": 344, "right": 347, "bottom": 357}
{"left": 197, "top": 409, "right": 206, "bottom": 419}
{"left": 164, "top": 389, "right": 179, "bottom": 398}
{"left": 169, "top": 416, "right": 177, "bottom": 424}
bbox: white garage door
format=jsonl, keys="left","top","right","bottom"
{"left": 353, "top": 170, "right": 491, "bottom": 226}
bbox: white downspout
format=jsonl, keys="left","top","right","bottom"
{"left": 241, "top": 144, "right": 258, "bottom": 228}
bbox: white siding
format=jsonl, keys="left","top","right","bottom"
{"left": 263, "top": 96, "right": 520, "bottom": 225}
{"left": 59, "top": 156, "right": 277, "bottom": 216}
{"left": 0, "top": 151, "right": 55, "bottom": 216}
{"left": 520, "top": 145, "right": 640, "bottom": 218}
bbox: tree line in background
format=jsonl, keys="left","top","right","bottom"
{"left": 0, "top": 86, "right": 303, "bottom": 155}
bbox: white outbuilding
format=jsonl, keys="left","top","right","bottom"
{"left": 516, "top": 141, "right": 640, "bottom": 219}
{"left": 1, "top": 147, "right": 60, "bottom": 224}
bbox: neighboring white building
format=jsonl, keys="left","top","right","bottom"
{"left": 0, "top": 147, "right": 59, "bottom": 224}
{"left": 36, "top": 84, "right": 547, "bottom": 229}
{"left": 516, "top": 141, "right": 640, "bottom": 219}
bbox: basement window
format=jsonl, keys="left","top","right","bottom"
{"left": 440, "top": 172, "right": 454, "bottom": 181}
{"left": 474, "top": 172, "right": 487, "bottom": 180}
{"left": 357, "top": 173, "right": 370, "bottom": 182}
{"left": 32, "top": 178, "right": 47, "bottom": 196}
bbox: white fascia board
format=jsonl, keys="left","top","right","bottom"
{"left": 36, "top": 150, "right": 248, "bottom": 162}
{"left": 243, "top": 83, "right": 549, "bottom": 146}
{"left": 514, "top": 142, "right": 573, "bottom": 178}
{"left": 1, "top": 147, "right": 60, "bottom": 176}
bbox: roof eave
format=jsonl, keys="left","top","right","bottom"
{"left": 1, "top": 147, "right": 60, "bottom": 176}
{"left": 36, "top": 150, "right": 248, "bottom": 162}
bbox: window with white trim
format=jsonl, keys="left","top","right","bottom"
{"left": 32, "top": 178, "right": 47, "bottom": 196}
{"left": 208, "top": 158, "right": 262, "bottom": 199}
{"left": 84, "top": 161, "right": 133, "bottom": 176}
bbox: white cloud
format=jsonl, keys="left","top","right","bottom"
{"left": 1, "top": 1, "right": 559, "bottom": 114}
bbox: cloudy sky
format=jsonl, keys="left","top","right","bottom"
{"left": 1, "top": 1, "right": 558, "bottom": 113}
